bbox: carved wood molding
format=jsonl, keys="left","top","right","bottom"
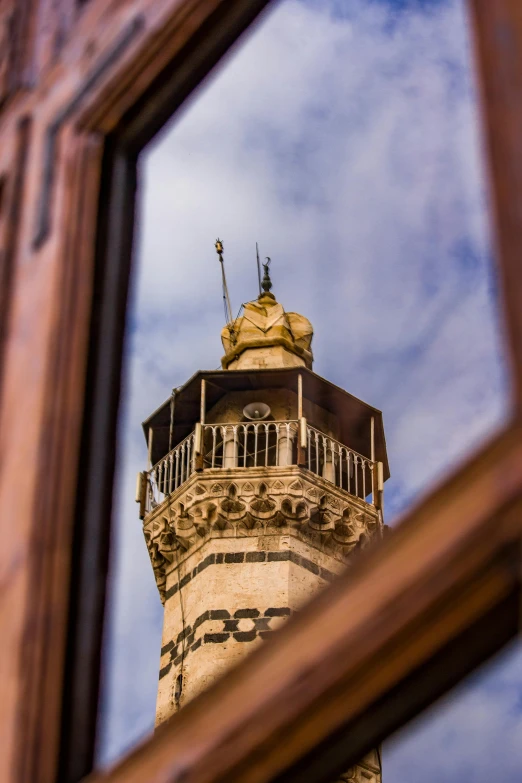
{"left": 1, "top": 1, "right": 522, "bottom": 783}
{"left": 0, "top": 1, "right": 34, "bottom": 111}
{"left": 88, "top": 426, "right": 522, "bottom": 783}
{"left": 0, "top": 116, "right": 31, "bottom": 397}
{"left": 0, "top": 3, "right": 275, "bottom": 782}
{"left": 469, "top": 0, "right": 522, "bottom": 409}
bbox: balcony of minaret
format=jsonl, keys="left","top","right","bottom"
{"left": 139, "top": 368, "right": 388, "bottom": 605}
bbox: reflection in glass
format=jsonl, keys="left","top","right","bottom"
{"left": 385, "top": 638, "right": 522, "bottom": 783}
{"left": 96, "top": 0, "right": 510, "bottom": 775}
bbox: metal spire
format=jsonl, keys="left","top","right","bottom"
{"left": 215, "top": 238, "right": 234, "bottom": 324}
{"left": 256, "top": 242, "right": 262, "bottom": 297}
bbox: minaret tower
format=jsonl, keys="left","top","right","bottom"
{"left": 138, "top": 255, "right": 388, "bottom": 782}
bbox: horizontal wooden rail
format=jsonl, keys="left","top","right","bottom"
{"left": 90, "top": 424, "right": 522, "bottom": 783}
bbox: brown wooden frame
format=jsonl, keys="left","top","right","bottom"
{"left": 0, "top": 1, "right": 521, "bottom": 782}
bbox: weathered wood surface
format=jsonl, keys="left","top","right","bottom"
{"left": 469, "top": 0, "right": 522, "bottom": 410}
{"left": 0, "top": 3, "right": 273, "bottom": 782}
{"left": 0, "top": 1, "right": 521, "bottom": 783}
{"left": 87, "top": 426, "right": 522, "bottom": 783}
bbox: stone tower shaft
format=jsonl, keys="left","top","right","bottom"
{"left": 139, "top": 290, "right": 388, "bottom": 783}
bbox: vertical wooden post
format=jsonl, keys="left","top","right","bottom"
{"left": 373, "top": 461, "right": 384, "bottom": 513}
{"left": 297, "top": 375, "right": 307, "bottom": 467}
{"left": 147, "top": 426, "right": 154, "bottom": 470}
{"left": 195, "top": 378, "right": 206, "bottom": 471}
{"left": 200, "top": 378, "right": 206, "bottom": 424}
{"left": 370, "top": 416, "right": 376, "bottom": 505}
{"left": 169, "top": 390, "right": 176, "bottom": 452}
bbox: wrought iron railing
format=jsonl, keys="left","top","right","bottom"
{"left": 203, "top": 421, "right": 298, "bottom": 470}
{"left": 147, "top": 430, "right": 196, "bottom": 509}
{"left": 305, "top": 424, "right": 374, "bottom": 501}
{"left": 144, "top": 421, "right": 376, "bottom": 513}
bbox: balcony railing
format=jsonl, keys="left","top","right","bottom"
{"left": 144, "top": 421, "right": 377, "bottom": 514}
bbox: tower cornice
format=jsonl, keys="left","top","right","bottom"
{"left": 143, "top": 465, "right": 381, "bottom": 603}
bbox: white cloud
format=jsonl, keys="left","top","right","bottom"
{"left": 98, "top": 0, "right": 519, "bottom": 777}
{"left": 384, "top": 639, "right": 522, "bottom": 782}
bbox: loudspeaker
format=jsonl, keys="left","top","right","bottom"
{"left": 243, "top": 402, "right": 271, "bottom": 421}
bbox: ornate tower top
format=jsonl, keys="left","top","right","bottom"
{"left": 220, "top": 261, "right": 314, "bottom": 371}
{"left": 139, "top": 239, "right": 386, "bottom": 782}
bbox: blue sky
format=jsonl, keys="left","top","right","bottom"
{"left": 97, "top": 0, "right": 522, "bottom": 778}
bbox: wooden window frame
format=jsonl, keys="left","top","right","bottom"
{"left": 0, "top": 1, "right": 521, "bottom": 782}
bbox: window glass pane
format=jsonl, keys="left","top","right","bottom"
{"left": 97, "top": 0, "right": 511, "bottom": 772}
{"left": 385, "top": 638, "right": 522, "bottom": 783}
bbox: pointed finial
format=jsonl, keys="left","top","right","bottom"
{"left": 261, "top": 257, "right": 272, "bottom": 294}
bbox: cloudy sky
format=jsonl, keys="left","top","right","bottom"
{"left": 97, "top": 0, "right": 522, "bottom": 778}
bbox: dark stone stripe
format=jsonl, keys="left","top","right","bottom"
{"left": 160, "top": 640, "right": 174, "bottom": 656}
{"left": 268, "top": 551, "right": 291, "bottom": 562}
{"left": 193, "top": 610, "right": 209, "bottom": 629}
{"left": 300, "top": 556, "right": 319, "bottom": 575}
{"left": 204, "top": 632, "right": 230, "bottom": 644}
{"left": 160, "top": 606, "right": 295, "bottom": 674}
{"left": 288, "top": 550, "right": 333, "bottom": 580}
{"left": 234, "top": 630, "right": 257, "bottom": 643}
{"left": 234, "top": 608, "right": 260, "bottom": 619}
{"left": 264, "top": 607, "right": 291, "bottom": 617}
{"left": 165, "top": 582, "right": 179, "bottom": 601}
{"left": 198, "top": 553, "right": 216, "bottom": 572}
{"left": 246, "top": 551, "right": 266, "bottom": 562}
{"left": 320, "top": 566, "right": 336, "bottom": 583}
{"left": 159, "top": 662, "right": 172, "bottom": 680}
{"left": 210, "top": 609, "right": 230, "bottom": 620}
{"left": 165, "top": 550, "right": 336, "bottom": 602}
{"left": 176, "top": 626, "right": 192, "bottom": 644}
{"left": 225, "top": 552, "right": 244, "bottom": 563}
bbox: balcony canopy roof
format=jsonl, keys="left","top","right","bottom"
{"left": 142, "top": 367, "right": 389, "bottom": 480}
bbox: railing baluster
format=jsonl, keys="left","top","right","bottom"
{"left": 146, "top": 421, "right": 377, "bottom": 514}
{"left": 158, "top": 461, "right": 163, "bottom": 502}
{"left": 150, "top": 468, "right": 155, "bottom": 507}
